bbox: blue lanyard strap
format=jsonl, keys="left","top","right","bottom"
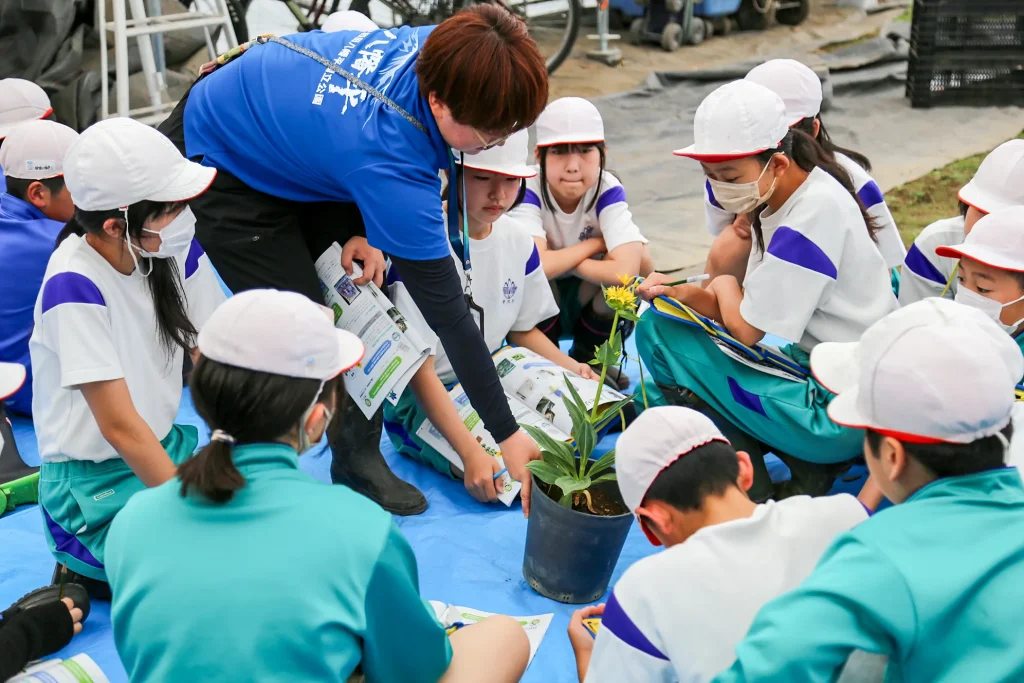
{"left": 447, "top": 151, "right": 472, "bottom": 296}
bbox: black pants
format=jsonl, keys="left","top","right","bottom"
{"left": 158, "top": 86, "right": 365, "bottom": 302}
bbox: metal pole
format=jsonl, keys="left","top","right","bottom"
{"left": 98, "top": 0, "right": 109, "bottom": 119}
{"left": 586, "top": 0, "right": 622, "bottom": 66}
{"left": 113, "top": 0, "right": 131, "bottom": 116}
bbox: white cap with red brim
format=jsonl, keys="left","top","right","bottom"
{"left": 454, "top": 129, "right": 536, "bottom": 178}
{"left": 674, "top": 80, "right": 789, "bottom": 163}
{"left": 935, "top": 206, "right": 1024, "bottom": 273}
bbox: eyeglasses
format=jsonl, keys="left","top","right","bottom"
{"left": 473, "top": 125, "right": 517, "bottom": 151}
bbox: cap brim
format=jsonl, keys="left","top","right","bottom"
{"left": 825, "top": 387, "right": 873, "bottom": 430}
{"left": 809, "top": 341, "right": 859, "bottom": 395}
{"left": 672, "top": 145, "right": 768, "bottom": 162}
{"left": 461, "top": 161, "right": 537, "bottom": 179}
{"left": 958, "top": 184, "right": 1012, "bottom": 215}
{"left": 332, "top": 329, "right": 366, "bottom": 376}
{"left": 934, "top": 244, "right": 1024, "bottom": 273}
{"left": 535, "top": 136, "right": 604, "bottom": 148}
{"left": 148, "top": 159, "right": 217, "bottom": 204}
{"left": 0, "top": 107, "right": 53, "bottom": 139}
{"left": 0, "top": 363, "right": 27, "bottom": 400}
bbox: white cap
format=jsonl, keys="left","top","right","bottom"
{"left": 454, "top": 129, "right": 536, "bottom": 178}
{"left": 674, "top": 80, "right": 789, "bottom": 161}
{"left": 811, "top": 298, "right": 1022, "bottom": 445}
{"left": 745, "top": 59, "right": 823, "bottom": 127}
{"left": 322, "top": 10, "right": 379, "bottom": 32}
{"left": 0, "top": 120, "right": 79, "bottom": 180}
{"left": 0, "top": 79, "right": 52, "bottom": 139}
{"left": 63, "top": 117, "right": 217, "bottom": 212}
{"left": 958, "top": 139, "right": 1024, "bottom": 214}
{"left": 616, "top": 406, "right": 728, "bottom": 521}
{"left": 198, "top": 290, "right": 365, "bottom": 381}
{"left": 534, "top": 97, "right": 604, "bottom": 148}
{"left": 935, "top": 206, "right": 1024, "bottom": 273}
{"left": 0, "top": 363, "right": 27, "bottom": 401}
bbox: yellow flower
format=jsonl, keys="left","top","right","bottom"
{"left": 617, "top": 273, "right": 634, "bottom": 286}
{"left": 604, "top": 285, "right": 638, "bottom": 312}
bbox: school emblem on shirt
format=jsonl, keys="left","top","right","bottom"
{"left": 578, "top": 225, "right": 595, "bottom": 242}
{"left": 503, "top": 279, "right": 517, "bottom": 304}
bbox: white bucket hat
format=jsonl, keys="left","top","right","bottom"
{"left": 63, "top": 117, "right": 217, "bottom": 211}
{"left": 745, "top": 59, "right": 823, "bottom": 127}
{"left": 674, "top": 80, "right": 789, "bottom": 162}
{"left": 0, "top": 78, "right": 52, "bottom": 139}
{"left": 322, "top": 10, "right": 379, "bottom": 32}
{"left": 958, "top": 139, "right": 1024, "bottom": 214}
{"left": 534, "top": 97, "right": 605, "bottom": 148}
{"left": 454, "top": 129, "right": 536, "bottom": 178}
{"left": 0, "top": 120, "right": 79, "bottom": 180}
{"left": 198, "top": 290, "right": 365, "bottom": 381}
{"left": 936, "top": 206, "right": 1024, "bottom": 273}
{"left": 811, "top": 298, "right": 1022, "bottom": 445}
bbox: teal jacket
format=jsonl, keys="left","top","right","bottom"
{"left": 105, "top": 443, "right": 452, "bottom": 682}
{"left": 715, "top": 467, "right": 1024, "bottom": 683}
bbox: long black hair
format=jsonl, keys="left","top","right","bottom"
{"left": 56, "top": 201, "right": 196, "bottom": 359}
{"left": 538, "top": 142, "right": 606, "bottom": 213}
{"left": 793, "top": 116, "right": 872, "bottom": 173}
{"left": 749, "top": 129, "right": 881, "bottom": 254}
{"left": 179, "top": 356, "right": 346, "bottom": 503}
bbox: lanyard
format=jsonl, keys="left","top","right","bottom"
{"left": 447, "top": 151, "right": 485, "bottom": 336}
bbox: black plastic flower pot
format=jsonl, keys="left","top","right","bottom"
{"left": 522, "top": 470, "right": 634, "bottom": 604}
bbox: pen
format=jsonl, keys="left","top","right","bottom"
{"left": 664, "top": 274, "right": 711, "bottom": 287}
{"left": 492, "top": 467, "right": 508, "bottom": 480}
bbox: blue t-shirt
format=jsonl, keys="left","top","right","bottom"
{"left": 0, "top": 193, "right": 63, "bottom": 414}
{"left": 183, "top": 27, "right": 452, "bottom": 261}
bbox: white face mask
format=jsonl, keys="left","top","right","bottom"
{"left": 955, "top": 286, "right": 1024, "bottom": 334}
{"left": 707, "top": 160, "right": 778, "bottom": 215}
{"left": 140, "top": 206, "right": 196, "bottom": 259}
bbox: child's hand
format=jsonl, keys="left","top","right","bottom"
{"left": 636, "top": 272, "right": 688, "bottom": 301}
{"left": 568, "top": 603, "right": 605, "bottom": 681}
{"left": 63, "top": 597, "right": 83, "bottom": 636}
{"left": 731, "top": 213, "right": 753, "bottom": 240}
{"left": 577, "top": 362, "right": 598, "bottom": 380}
{"left": 463, "top": 449, "right": 504, "bottom": 503}
{"left": 586, "top": 237, "right": 607, "bottom": 257}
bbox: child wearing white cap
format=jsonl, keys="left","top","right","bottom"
{"left": 637, "top": 80, "right": 897, "bottom": 497}
{"left": 321, "top": 9, "right": 379, "bottom": 32}
{"left": 0, "top": 78, "right": 53, "bottom": 195}
{"left": 899, "top": 138, "right": 1024, "bottom": 306}
{"left": 385, "top": 131, "right": 592, "bottom": 503}
{"left": 716, "top": 298, "right": 1024, "bottom": 683}
{"left": 29, "top": 117, "right": 226, "bottom": 595}
{"left": 0, "top": 120, "right": 79, "bottom": 416}
{"left": 567, "top": 405, "right": 868, "bottom": 683}
{"left": 104, "top": 289, "right": 529, "bottom": 683}
{"left": 504, "top": 97, "right": 650, "bottom": 389}
{"left": 705, "top": 59, "right": 905, "bottom": 285}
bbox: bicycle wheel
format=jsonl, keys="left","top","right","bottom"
{"left": 503, "top": 0, "right": 581, "bottom": 73}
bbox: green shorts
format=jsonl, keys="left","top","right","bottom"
{"left": 382, "top": 391, "right": 457, "bottom": 479}
{"left": 39, "top": 424, "right": 199, "bottom": 581}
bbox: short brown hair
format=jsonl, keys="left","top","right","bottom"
{"left": 417, "top": 4, "right": 548, "bottom": 134}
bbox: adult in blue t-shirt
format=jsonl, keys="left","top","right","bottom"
{"left": 158, "top": 5, "right": 550, "bottom": 516}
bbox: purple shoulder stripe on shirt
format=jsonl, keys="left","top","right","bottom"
{"left": 385, "top": 266, "right": 403, "bottom": 287}
{"left": 857, "top": 181, "right": 885, "bottom": 209}
{"left": 602, "top": 591, "right": 669, "bottom": 661}
{"left": 522, "top": 188, "right": 542, "bottom": 209}
{"left": 766, "top": 226, "right": 837, "bottom": 279}
{"left": 41, "top": 271, "right": 105, "bottom": 314}
{"left": 860, "top": 502, "right": 874, "bottom": 517}
{"left": 525, "top": 244, "right": 541, "bottom": 275}
{"left": 596, "top": 185, "right": 627, "bottom": 217}
{"left": 903, "top": 243, "right": 946, "bottom": 285}
{"left": 706, "top": 179, "right": 723, "bottom": 209}
{"left": 184, "top": 239, "right": 205, "bottom": 279}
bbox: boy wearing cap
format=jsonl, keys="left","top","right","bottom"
{"left": 899, "top": 138, "right": 1024, "bottom": 306}
{"left": 715, "top": 298, "right": 1024, "bottom": 683}
{"left": 385, "top": 132, "right": 588, "bottom": 503}
{"left": 0, "top": 120, "right": 79, "bottom": 416}
{"left": 567, "top": 405, "right": 868, "bottom": 683}
{"left": 30, "top": 118, "right": 226, "bottom": 596}
{"left": 0, "top": 78, "right": 54, "bottom": 195}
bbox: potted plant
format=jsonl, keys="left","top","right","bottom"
{"left": 521, "top": 281, "right": 644, "bottom": 604}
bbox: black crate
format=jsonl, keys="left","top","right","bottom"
{"left": 911, "top": 0, "right": 1024, "bottom": 50}
{"left": 907, "top": 52, "right": 1024, "bottom": 107}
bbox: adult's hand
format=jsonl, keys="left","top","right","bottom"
{"left": 341, "top": 236, "right": 385, "bottom": 287}
{"left": 499, "top": 429, "right": 541, "bottom": 518}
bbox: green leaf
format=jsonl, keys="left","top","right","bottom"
{"left": 554, "top": 475, "right": 592, "bottom": 500}
{"left": 520, "top": 423, "right": 576, "bottom": 473}
{"left": 558, "top": 492, "right": 574, "bottom": 508}
{"left": 593, "top": 396, "right": 635, "bottom": 431}
{"left": 590, "top": 473, "right": 618, "bottom": 485}
{"left": 617, "top": 309, "right": 642, "bottom": 323}
{"left": 587, "top": 448, "right": 616, "bottom": 479}
{"left": 588, "top": 358, "right": 602, "bottom": 366}
{"left": 562, "top": 395, "right": 596, "bottom": 465}
{"left": 562, "top": 374, "right": 589, "bottom": 416}
{"left": 526, "top": 460, "right": 569, "bottom": 485}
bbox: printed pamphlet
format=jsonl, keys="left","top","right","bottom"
{"left": 11, "top": 654, "right": 109, "bottom": 683}
{"left": 429, "top": 601, "right": 553, "bottom": 666}
{"left": 315, "top": 243, "right": 432, "bottom": 418}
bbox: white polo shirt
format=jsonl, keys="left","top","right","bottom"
{"left": 704, "top": 154, "right": 905, "bottom": 269}
{"left": 585, "top": 494, "right": 868, "bottom": 683}
{"left": 740, "top": 167, "right": 898, "bottom": 351}
{"left": 30, "top": 234, "right": 226, "bottom": 462}
{"left": 507, "top": 170, "right": 647, "bottom": 259}
{"left": 898, "top": 215, "right": 965, "bottom": 306}
{"left": 387, "top": 216, "right": 559, "bottom": 385}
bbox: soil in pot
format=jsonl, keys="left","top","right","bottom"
{"left": 541, "top": 482, "right": 628, "bottom": 516}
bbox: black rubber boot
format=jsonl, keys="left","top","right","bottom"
{"left": 570, "top": 307, "right": 634, "bottom": 390}
{"left": 773, "top": 452, "right": 856, "bottom": 499}
{"left": 50, "top": 563, "right": 110, "bottom": 602}
{"left": 330, "top": 400, "right": 427, "bottom": 516}
{"left": 9, "top": 581, "right": 92, "bottom": 622}
{"left": 0, "top": 403, "right": 36, "bottom": 486}
{"left": 657, "top": 384, "right": 775, "bottom": 503}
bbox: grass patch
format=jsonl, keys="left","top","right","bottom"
{"left": 885, "top": 130, "right": 1024, "bottom": 245}
{"left": 894, "top": 6, "right": 912, "bottom": 22}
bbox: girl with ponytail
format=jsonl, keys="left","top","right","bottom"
{"left": 103, "top": 289, "right": 531, "bottom": 683}
{"left": 636, "top": 80, "right": 898, "bottom": 501}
